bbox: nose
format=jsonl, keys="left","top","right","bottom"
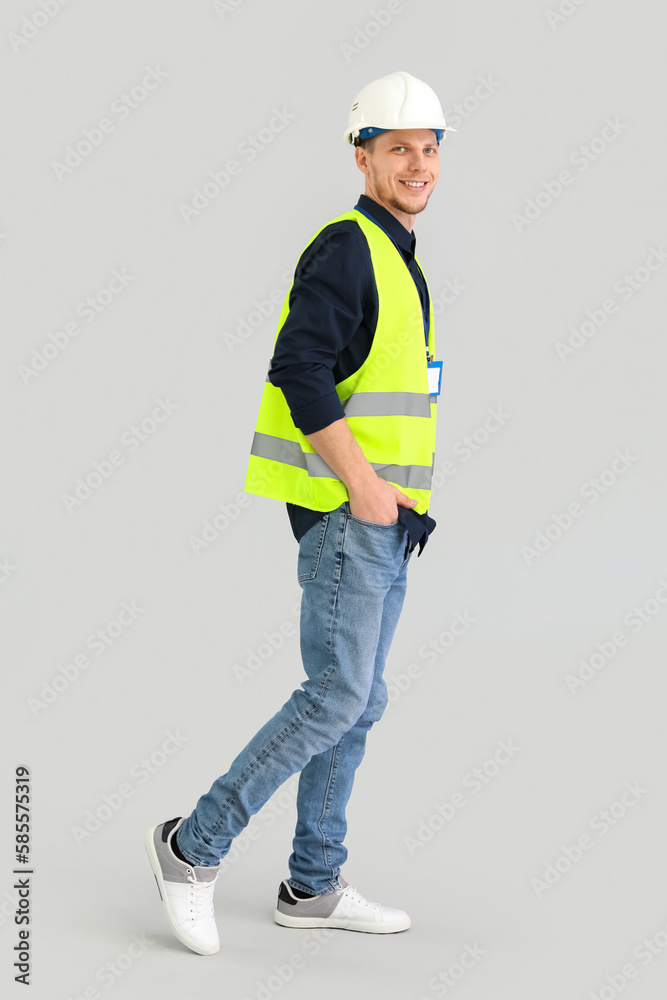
{"left": 406, "top": 149, "right": 431, "bottom": 172}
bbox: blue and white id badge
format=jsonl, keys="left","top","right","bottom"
{"left": 428, "top": 360, "right": 443, "bottom": 397}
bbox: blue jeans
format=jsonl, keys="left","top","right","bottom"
{"left": 176, "top": 501, "right": 412, "bottom": 895}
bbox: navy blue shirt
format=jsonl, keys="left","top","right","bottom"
{"left": 269, "top": 194, "right": 436, "bottom": 555}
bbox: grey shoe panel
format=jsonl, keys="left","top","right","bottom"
{"left": 152, "top": 818, "right": 219, "bottom": 884}
{"left": 277, "top": 880, "right": 342, "bottom": 919}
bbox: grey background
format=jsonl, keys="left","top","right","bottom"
{"left": 2, "top": 1, "right": 666, "bottom": 997}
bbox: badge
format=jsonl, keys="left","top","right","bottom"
{"left": 427, "top": 361, "right": 443, "bottom": 396}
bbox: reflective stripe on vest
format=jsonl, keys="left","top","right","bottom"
{"left": 342, "top": 391, "right": 432, "bottom": 418}
{"left": 251, "top": 431, "right": 434, "bottom": 488}
{"left": 244, "top": 208, "right": 438, "bottom": 515}
{"left": 264, "top": 377, "right": 437, "bottom": 410}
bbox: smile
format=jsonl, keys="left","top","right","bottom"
{"left": 400, "top": 180, "right": 427, "bottom": 189}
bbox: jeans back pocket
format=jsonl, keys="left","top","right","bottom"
{"left": 297, "top": 514, "right": 329, "bottom": 582}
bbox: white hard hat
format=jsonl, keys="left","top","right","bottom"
{"left": 344, "top": 70, "right": 456, "bottom": 146}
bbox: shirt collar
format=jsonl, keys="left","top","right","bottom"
{"left": 356, "top": 193, "right": 416, "bottom": 261}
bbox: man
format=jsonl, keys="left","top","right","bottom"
{"left": 146, "top": 70, "right": 453, "bottom": 956}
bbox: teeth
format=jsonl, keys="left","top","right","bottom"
{"left": 403, "top": 181, "right": 426, "bottom": 187}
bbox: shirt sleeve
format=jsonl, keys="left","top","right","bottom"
{"left": 268, "top": 223, "right": 370, "bottom": 435}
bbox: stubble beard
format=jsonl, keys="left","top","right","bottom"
{"left": 372, "top": 174, "right": 431, "bottom": 218}
{"left": 388, "top": 189, "right": 430, "bottom": 217}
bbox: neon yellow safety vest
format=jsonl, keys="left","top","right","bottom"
{"left": 244, "top": 208, "right": 437, "bottom": 515}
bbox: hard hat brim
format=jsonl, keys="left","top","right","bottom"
{"left": 344, "top": 123, "right": 457, "bottom": 145}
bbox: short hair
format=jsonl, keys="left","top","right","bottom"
{"left": 356, "top": 134, "right": 380, "bottom": 152}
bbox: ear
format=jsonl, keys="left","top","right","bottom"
{"left": 355, "top": 145, "right": 369, "bottom": 175}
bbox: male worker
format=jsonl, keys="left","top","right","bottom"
{"left": 146, "top": 70, "right": 453, "bottom": 956}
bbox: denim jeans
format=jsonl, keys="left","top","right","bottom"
{"left": 176, "top": 500, "right": 412, "bottom": 895}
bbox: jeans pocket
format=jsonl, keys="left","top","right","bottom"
{"left": 297, "top": 515, "right": 329, "bottom": 582}
{"left": 347, "top": 512, "right": 399, "bottom": 528}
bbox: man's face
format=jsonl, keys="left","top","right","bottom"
{"left": 354, "top": 128, "right": 440, "bottom": 226}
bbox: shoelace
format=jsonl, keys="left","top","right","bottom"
{"left": 336, "top": 884, "right": 378, "bottom": 911}
{"left": 186, "top": 874, "right": 216, "bottom": 918}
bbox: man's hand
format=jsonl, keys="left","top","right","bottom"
{"left": 348, "top": 478, "right": 414, "bottom": 524}
{"left": 305, "top": 416, "right": 417, "bottom": 525}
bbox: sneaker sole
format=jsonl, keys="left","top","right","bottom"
{"left": 144, "top": 824, "right": 219, "bottom": 956}
{"left": 273, "top": 909, "right": 411, "bottom": 933}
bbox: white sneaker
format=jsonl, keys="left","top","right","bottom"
{"left": 145, "top": 817, "right": 220, "bottom": 955}
{"left": 274, "top": 876, "right": 411, "bottom": 933}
